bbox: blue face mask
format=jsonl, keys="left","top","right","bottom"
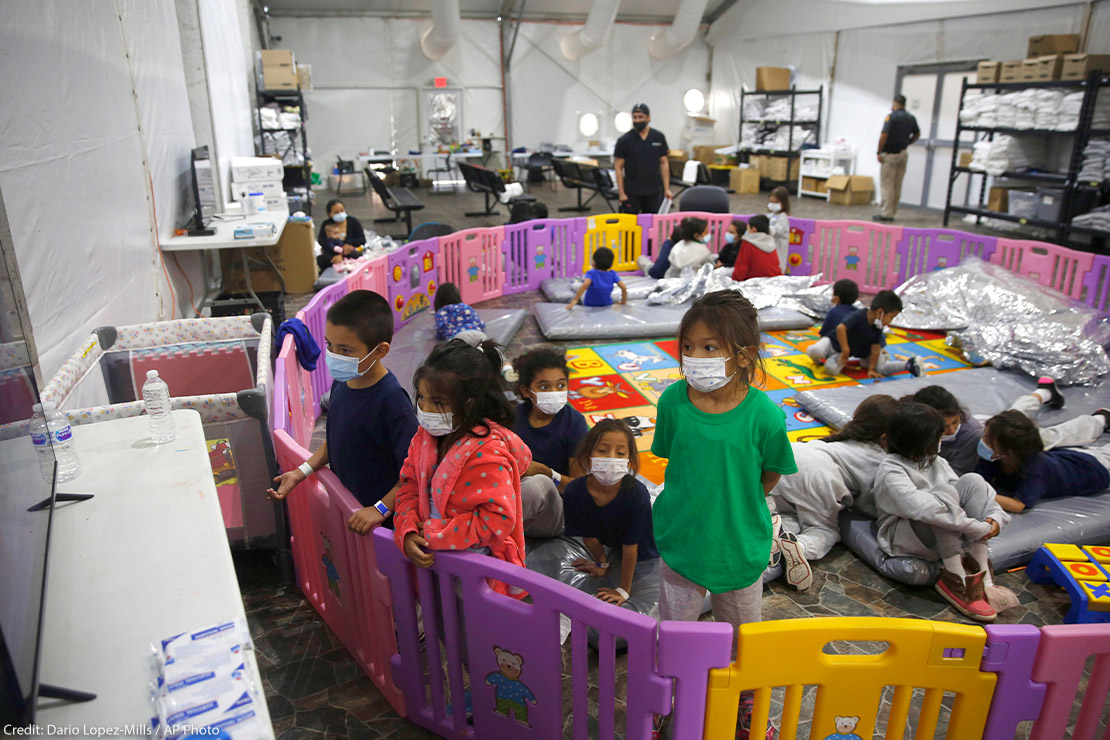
{"left": 699, "top": 235, "right": 711, "bottom": 244}
{"left": 724, "top": 232, "right": 736, "bottom": 244}
{"left": 325, "top": 343, "right": 379, "bottom": 383}
{"left": 977, "top": 438, "right": 997, "bottom": 461}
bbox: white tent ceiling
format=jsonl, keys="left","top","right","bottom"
{"left": 261, "top": 0, "right": 735, "bottom": 23}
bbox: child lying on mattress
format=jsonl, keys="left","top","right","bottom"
{"left": 770, "top": 395, "right": 897, "bottom": 592}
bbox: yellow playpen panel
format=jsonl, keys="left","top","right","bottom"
{"left": 582, "top": 213, "right": 642, "bottom": 272}
{"left": 703, "top": 618, "right": 996, "bottom": 740}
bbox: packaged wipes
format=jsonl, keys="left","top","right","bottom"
{"left": 158, "top": 619, "right": 252, "bottom": 683}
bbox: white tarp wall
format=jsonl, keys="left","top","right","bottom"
{"left": 266, "top": 16, "right": 710, "bottom": 168}
{"left": 709, "top": 0, "right": 1096, "bottom": 205}
{"left": 0, "top": 0, "right": 244, "bottom": 379}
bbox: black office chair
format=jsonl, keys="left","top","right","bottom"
{"left": 679, "top": 185, "right": 730, "bottom": 214}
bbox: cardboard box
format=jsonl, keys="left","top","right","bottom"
{"left": 759, "top": 155, "right": 800, "bottom": 182}
{"left": 262, "top": 64, "right": 298, "bottom": 90}
{"left": 977, "top": 61, "right": 1001, "bottom": 84}
{"left": 220, "top": 220, "right": 317, "bottom": 295}
{"left": 1028, "top": 55, "right": 1064, "bottom": 81}
{"left": 1027, "top": 34, "right": 1079, "bottom": 57}
{"left": 958, "top": 151, "right": 973, "bottom": 168}
{"left": 801, "top": 176, "right": 829, "bottom": 194}
{"left": 693, "top": 145, "right": 721, "bottom": 166}
{"left": 1020, "top": 58, "right": 1041, "bottom": 81}
{"left": 1000, "top": 61, "right": 1024, "bottom": 83}
{"left": 260, "top": 49, "right": 295, "bottom": 68}
{"left": 827, "top": 175, "right": 874, "bottom": 206}
{"left": 731, "top": 167, "right": 761, "bottom": 194}
{"left": 231, "top": 179, "right": 284, "bottom": 202}
{"left": 756, "top": 67, "right": 791, "bottom": 92}
{"left": 667, "top": 150, "right": 689, "bottom": 161}
{"left": 1061, "top": 54, "right": 1110, "bottom": 80}
{"left": 988, "top": 185, "right": 1024, "bottom": 213}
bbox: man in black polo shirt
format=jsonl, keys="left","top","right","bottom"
{"left": 874, "top": 94, "right": 920, "bottom": 222}
{"left": 614, "top": 103, "right": 673, "bottom": 214}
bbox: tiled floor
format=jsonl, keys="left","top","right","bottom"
{"left": 256, "top": 185, "right": 1097, "bottom": 739}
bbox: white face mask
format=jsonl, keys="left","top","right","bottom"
{"left": 940, "top": 423, "right": 961, "bottom": 444}
{"left": 767, "top": 202, "right": 782, "bottom": 213}
{"left": 533, "top": 390, "right": 568, "bottom": 416}
{"left": 682, "top": 355, "right": 734, "bottom": 393}
{"left": 332, "top": 210, "right": 347, "bottom": 223}
{"left": 417, "top": 407, "right": 456, "bottom": 436}
{"left": 873, "top": 311, "right": 884, "bottom": 331}
{"left": 590, "top": 457, "right": 628, "bottom": 486}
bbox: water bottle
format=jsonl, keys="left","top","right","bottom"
{"left": 29, "top": 402, "right": 81, "bottom": 483}
{"left": 142, "top": 370, "right": 177, "bottom": 444}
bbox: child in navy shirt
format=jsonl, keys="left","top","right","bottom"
{"left": 267, "top": 290, "right": 418, "bottom": 534}
{"left": 567, "top": 246, "right": 627, "bottom": 309}
{"left": 564, "top": 419, "right": 658, "bottom": 606}
{"left": 512, "top": 348, "right": 589, "bottom": 537}
{"left": 434, "top": 282, "right": 484, "bottom": 341}
{"left": 819, "top": 279, "right": 860, "bottom": 338}
{"left": 978, "top": 409, "right": 1110, "bottom": 513}
{"left": 806, "top": 290, "right": 923, "bottom": 379}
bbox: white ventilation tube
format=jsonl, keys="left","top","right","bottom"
{"left": 420, "top": 0, "right": 461, "bottom": 61}
{"left": 648, "top": 0, "right": 709, "bottom": 60}
{"left": 560, "top": 0, "right": 620, "bottom": 61}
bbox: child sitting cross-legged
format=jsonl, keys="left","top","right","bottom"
{"left": 805, "top": 289, "right": 924, "bottom": 379}
{"left": 567, "top": 246, "right": 627, "bottom": 310}
{"left": 873, "top": 402, "right": 1009, "bottom": 623}
{"left": 564, "top": 419, "right": 658, "bottom": 607}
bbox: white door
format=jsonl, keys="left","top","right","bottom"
{"left": 898, "top": 73, "right": 938, "bottom": 208}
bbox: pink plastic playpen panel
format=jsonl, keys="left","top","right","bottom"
{"left": 300, "top": 280, "right": 349, "bottom": 417}
{"left": 440, "top": 228, "right": 506, "bottom": 305}
{"left": 897, "top": 228, "right": 997, "bottom": 283}
{"left": 991, "top": 238, "right": 1095, "bottom": 301}
{"left": 273, "top": 430, "right": 406, "bottom": 715}
{"left": 347, "top": 255, "right": 390, "bottom": 297}
{"left": 273, "top": 334, "right": 314, "bottom": 448}
{"left": 387, "top": 238, "right": 441, "bottom": 330}
{"left": 1029, "top": 624, "right": 1110, "bottom": 740}
{"left": 807, "top": 220, "right": 902, "bottom": 291}
{"left": 645, "top": 211, "right": 735, "bottom": 258}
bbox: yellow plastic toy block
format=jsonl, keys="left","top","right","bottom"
{"left": 1083, "top": 545, "right": 1110, "bottom": 564}
{"left": 582, "top": 214, "right": 642, "bottom": 272}
{"left": 702, "top": 617, "right": 995, "bottom": 740}
{"left": 1066, "top": 560, "right": 1108, "bottom": 582}
{"left": 1044, "top": 543, "right": 1088, "bottom": 562}
{"left": 1078, "top": 580, "right": 1110, "bottom": 612}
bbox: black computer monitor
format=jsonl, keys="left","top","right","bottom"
{"left": 189, "top": 145, "right": 215, "bottom": 237}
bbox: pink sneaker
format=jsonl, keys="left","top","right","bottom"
{"left": 935, "top": 569, "right": 996, "bottom": 622}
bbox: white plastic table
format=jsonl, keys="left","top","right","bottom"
{"left": 32, "top": 411, "right": 273, "bottom": 736}
{"left": 160, "top": 211, "right": 290, "bottom": 313}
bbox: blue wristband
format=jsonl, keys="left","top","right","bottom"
{"left": 374, "top": 500, "right": 392, "bottom": 518}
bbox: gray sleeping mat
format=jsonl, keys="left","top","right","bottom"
{"left": 314, "top": 266, "right": 342, "bottom": 290}
{"left": 819, "top": 367, "right": 1110, "bottom": 584}
{"left": 539, "top": 275, "right": 660, "bottom": 302}
{"left": 388, "top": 308, "right": 527, "bottom": 394}
{"left": 534, "top": 302, "right": 812, "bottom": 340}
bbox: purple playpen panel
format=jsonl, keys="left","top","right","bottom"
{"left": 502, "top": 223, "right": 533, "bottom": 295}
{"left": 387, "top": 238, "right": 440, "bottom": 331}
{"left": 980, "top": 625, "right": 1046, "bottom": 740}
{"left": 547, "top": 217, "right": 585, "bottom": 277}
{"left": 991, "top": 237, "right": 1095, "bottom": 301}
{"left": 1029, "top": 623, "right": 1110, "bottom": 740}
{"left": 300, "top": 280, "right": 349, "bottom": 417}
{"left": 372, "top": 528, "right": 672, "bottom": 740}
{"left": 897, "top": 228, "right": 998, "bottom": 283}
{"left": 807, "top": 220, "right": 902, "bottom": 291}
{"left": 657, "top": 621, "right": 734, "bottom": 740}
{"left": 440, "top": 227, "right": 505, "bottom": 306}
{"left": 785, "top": 217, "right": 816, "bottom": 276}
{"left": 1081, "top": 254, "right": 1110, "bottom": 313}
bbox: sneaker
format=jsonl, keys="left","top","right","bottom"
{"left": 872, "top": 214, "right": 894, "bottom": 222}
{"left": 1036, "top": 377, "right": 1065, "bottom": 410}
{"left": 906, "top": 357, "right": 926, "bottom": 377}
{"left": 736, "top": 692, "right": 776, "bottom": 740}
{"left": 768, "top": 515, "right": 782, "bottom": 567}
{"left": 1097, "top": 408, "right": 1110, "bottom": 434}
{"left": 502, "top": 364, "right": 520, "bottom": 383}
{"left": 779, "top": 532, "right": 813, "bottom": 591}
{"left": 935, "top": 569, "right": 996, "bottom": 622}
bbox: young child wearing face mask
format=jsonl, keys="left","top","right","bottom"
{"left": 714, "top": 219, "right": 745, "bottom": 269}
{"left": 766, "top": 186, "right": 791, "bottom": 272}
{"left": 805, "top": 290, "right": 924, "bottom": 379}
{"left": 730, "top": 214, "right": 782, "bottom": 283}
{"left": 510, "top": 348, "right": 589, "bottom": 538}
{"left": 872, "top": 403, "right": 1008, "bottom": 623}
{"left": 393, "top": 338, "right": 532, "bottom": 599}
{"left": 662, "top": 216, "right": 715, "bottom": 279}
{"left": 563, "top": 419, "right": 658, "bottom": 607}
{"left": 267, "top": 290, "right": 418, "bottom": 535}
{"left": 652, "top": 291, "right": 795, "bottom": 740}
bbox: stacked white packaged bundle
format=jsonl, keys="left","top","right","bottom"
{"left": 1057, "top": 92, "right": 1085, "bottom": 131}
{"left": 1033, "top": 89, "right": 1065, "bottom": 130}
{"left": 968, "top": 135, "right": 1047, "bottom": 175}
{"left": 994, "top": 92, "right": 1021, "bottom": 128}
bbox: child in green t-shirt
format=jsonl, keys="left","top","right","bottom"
{"left": 651, "top": 290, "right": 797, "bottom": 740}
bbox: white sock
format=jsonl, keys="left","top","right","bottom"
{"left": 942, "top": 554, "right": 966, "bottom": 578}
{"left": 1033, "top": 388, "right": 1052, "bottom": 404}
{"left": 969, "top": 542, "right": 992, "bottom": 586}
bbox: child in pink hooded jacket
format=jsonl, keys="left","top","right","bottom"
{"left": 393, "top": 338, "right": 531, "bottom": 599}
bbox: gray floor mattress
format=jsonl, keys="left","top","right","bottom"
{"left": 534, "top": 302, "right": 813, "bottom": 340}
{"left": 539, "top": 275, "right": 660, "bottom": 302}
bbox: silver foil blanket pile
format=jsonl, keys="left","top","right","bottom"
{"left": 646, "top": 265, "right": 824, "bottom": 312}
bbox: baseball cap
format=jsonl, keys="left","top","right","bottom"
{"left": 631, "top": 102, "right": 650, "bottom": 115}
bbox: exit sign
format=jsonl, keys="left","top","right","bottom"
{"left": 434, "top": 77, "right": 447, "bottom": 88}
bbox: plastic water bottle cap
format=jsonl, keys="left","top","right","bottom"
{"left": 147, "top": 370, "right": 159, "bottom": 378}
{"left": 38, "top": 401, "right": 56, "bottom": 410}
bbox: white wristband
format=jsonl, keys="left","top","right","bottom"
{"left": 298, "top": 461, "right": 314, "bottom": 479}
{"left": 550, "top": 470, "right": 561, "bottom": 485}
{"left": 615, "top": 587, "right": 630, "bottom": 600}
